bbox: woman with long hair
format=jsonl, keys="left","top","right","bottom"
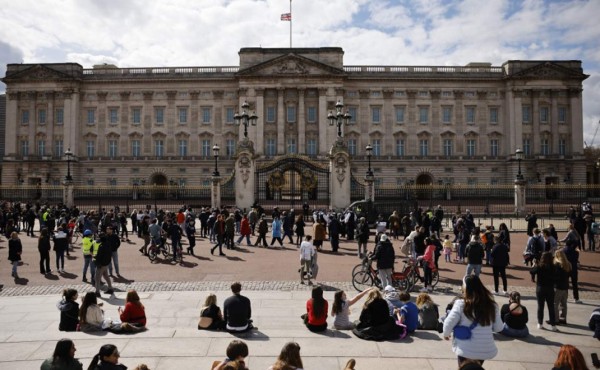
{"left": 303, "top": 286, "right": 328, "bottom": 332}
{"left": 198, "top": 293, "right": 225, "bottom": 330}
{"left": 41, "top": 339, "right": 83, "bottom": 370}
{"left": 530, "top": 252, "right": 558, "bottom": 331}
{"left": 294, "top": 214, "right": 305, "bottom": 246}
{"left": 553, "top": 344, "right": 589, "bottom": 370}
{"left": 38, "top": 227, "right": 52, "bottom": 274}
{"left": 442, "top": 275, "right": 503, "bottom": 366}
{"left": 499, "top": 291, "right": 529, "bottom": 338}
{"left": 57, "top": 288, "right": 80, "bottom": 332}
{"left": 553, "top": 250, "right": 572, "bottom": 325}
{"left": 79, "top": 292, "right": 104, "bottom": 332}
{"left": 353, "top": 288, "right": 401, "bottom": 341}
{"left": 268, "top": 342, "right": 303, "bottom": 370}
{"left": 118, "top": 289, "right": 146, "bottom": 329}
{"left": 416, "top": 292, "right": 440, "bottom": 330}
{"left": 331, "top": 288, "right": 373, "bottom": 330}
{"left": 497, "top": 223, "right": 511, "bottom": 251}
{"left": 87, "top": 344, "right": 126, "bottom": 370}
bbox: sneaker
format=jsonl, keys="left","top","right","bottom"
{"left": 537, "top": 323, "right": 543, "bottom": 330}
{"left": 419, "top": 287, "right": 428, "bottom": 292}
{"left": 494, "top": 291, "right": 499, "bottom": 295}
{"left": 575, "top": 300, "right": 583, "bottom": 304}
{"left": 503, "top": 291, "right": 508, "bottom": 296}
{"left": 550, "top": 326, "right": 558, "bottom": 332}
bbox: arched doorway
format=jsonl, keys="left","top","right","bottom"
{"left": 416, "top": 173, "right": 433, "bottom": 185}
{"left": 150, "top": 173, "right": 168, "bottom": 185}
{"left": 415, "top": 173, "right": 434, "bottom": 200}
{"left": 149, "top": 173, "right": 168, "bottom": 199}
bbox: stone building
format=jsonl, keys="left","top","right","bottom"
{"left": 0, "top": 47, "right": 588, "bottom": 199}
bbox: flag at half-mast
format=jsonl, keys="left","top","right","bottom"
{"left": 281, "top": 12, "right": 291, "bottom": 21}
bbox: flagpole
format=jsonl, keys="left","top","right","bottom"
{"left": 289, "top": 0, "right": 292, "bottom": 48}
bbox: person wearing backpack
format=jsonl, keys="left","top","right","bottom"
{"left": 524, "top": 228, "right": 544, "bottom": 266}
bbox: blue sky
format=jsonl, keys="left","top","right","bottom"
{"left": 0, "top": 0, "right": 598, "bottom": 145}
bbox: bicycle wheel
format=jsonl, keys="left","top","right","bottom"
{"left": 161, "top": 242, "right": 170, "bottom": 258}
{"left": 351, "top": 262, "right": 367, "bottom": 277}
{"left": 406, "top": 270, "right": 418, "bottom": 292}
{"left": 394, "top": 274, "right": 410, "bottom": 291}
{"left": 72, "top": 232, "right": 80, "bottom": 244}
{"left": 148, "top": 247, "right": 157, "bottom": 262}
{"left": 432, "top": 270, "right": 440, "bottom": 287}
{"left": 352, "top": 271, "right": 374, "bottom": 292}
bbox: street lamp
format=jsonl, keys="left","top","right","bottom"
{"left": 212, "top": 144, "right": 220, "bottom": 177}
{"left": 64, "top": 148, "right": 73, "bottom": 181}
{"left": 515, "top": 148, "right": 524, "bottom": 180}
{"left": 365, "top": 144, "right": 373, "bottom": 176}
{"left": 328, "top": 100, "right": 351, "bottom": 138}
{"left": 234, "top": 101, "right": 258, "bottom": 138}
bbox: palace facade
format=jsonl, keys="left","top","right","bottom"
{"left": 1, "top": 47, "right": 589, "bottom": 192}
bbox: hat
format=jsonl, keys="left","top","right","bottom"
{"left": 384, "top": 285, "right": 395, "bottom": 293}
{"left": 83, "top": 229, "right": 93, "bottom": 236}
{"left": 380, "top": 234, "right": 388, "bottom": 242}
{"left": 384, "top": 285, "right": 398, "bottom": 300}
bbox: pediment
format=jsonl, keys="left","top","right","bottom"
{"left": 3, "top": 64, "right": 78, "bottom": 82}
{"left": 236, "top": 53, "right": 345, "bottom": 77}
{"left": 508, "top": 62, "right": 588, "bottom": 81}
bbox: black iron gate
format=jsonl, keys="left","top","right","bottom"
{"left": 255, "top": 156, "right": 330, "bottom": 212}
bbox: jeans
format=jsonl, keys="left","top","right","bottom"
{"left": 423, "top": 264, "right": 433, "bottom": 288}
{"left": 95, "top": 265, "right": 113, "bottom": 293}
{"left": 55, "top": 250, "right": 65, "bottom": 270}
{"left": 500, "top": 323, "right": 529, "bottom": 338}
{"left": 108, "top": 251, "right": 119, "bottom": 276}
{"left": 536, "top": 286, "right": 556, "bottom": 325}
{"left": 587, "top": 232, "right": 595, "bottom": 251}
{"left": 554, "top": 288, "right": 568, "bottom": 322}
{"left": 39, "top": 250, "right": 50, "bottom": 273}
{"left": 492, "top": 266, "right": 507, "bottom": 292}
{"left": 12, "top": 261, "right": 18, "bottom": 275}
{"left": 83, "top": 255, "right": 96, "bottom": 281}
{"left": 378, "top": 268, "right": 393, "bottom": 288}
{"left": 236, "top": 234, "right": 251, "bottom": 245}
{"left": 466, "top": 264, "right": 482, "bottom": 277}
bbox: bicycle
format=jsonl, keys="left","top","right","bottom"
{"left": 148, "top": 236, "right": 183, "bottom": 264}
{"left": 403, "top": 257, "right": 439, "bottom": 292}
{"left": 351, "top": 256, "right": 411, "bottom": 292}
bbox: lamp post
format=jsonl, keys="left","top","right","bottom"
{"left": 213, "top": 144, "right": 220, "bottom": 177}
{"left": 328, "top": 100, "right": 351, "bottom": 138}
{"left": 515, "top": 148, "right": 524, "bottom": 181}
{"left": 365, "top": 144, "right": 373, "bottom": 176}
{"left": 64, "top": 148, "right": 73, "bottom": 181}
{"left": 234, "top": 101, "right": 258, "bottom": 138}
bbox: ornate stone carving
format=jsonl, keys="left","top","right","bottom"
{"left": 268, "top": 170, "right": 285, "bottom": 191}
{"left": 335, "top": 155, "right": 347, "bottom": 186}
{"left": 96, "top": 91, "right": 108, "bottom": 101}
{"left": 301, "top": 169, "right": 317, "bottom": 191}
{"left": 142, "top": 91, "right": 154, "bottom": 100}
{"left": 237, "top": 137, "right": 255, "bottom": 156}
{"left": 276, "top": 59, "right": 307, "bottom": 74}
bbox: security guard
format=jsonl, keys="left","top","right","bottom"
{"left": 81, "top": 229, "right": 98, "bottom": 283}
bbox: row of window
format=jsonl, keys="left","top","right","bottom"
{"left": 20, "top": 137, "right": 568, "bottom": 158}
{"left": 522, "top": 106, "right": 568, "bottom": 124}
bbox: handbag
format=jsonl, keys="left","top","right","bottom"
{"left": 400, "top": 239, "right": 412, "bottom": 256}
{"left": 453, "top": 320, "right": 478, "bottom": 340}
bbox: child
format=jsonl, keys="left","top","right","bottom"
{"left": 443, "top": 235, "right": 453, "bottom": 263}
{"left": 395, "top": 291, "right": 418, "bottom": 333}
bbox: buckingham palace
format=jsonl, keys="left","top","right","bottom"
{"left": 0, "top": 47, "right": 589, "bottom": 198}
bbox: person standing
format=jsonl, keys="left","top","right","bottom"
{"left": 525, "top": 210, "right": 538, "bottom": 237}
{"left": 167, "top": 218, "right": 183, "bottom": 260}
{"left": 224, "top": 214, "right": 235, "bottom": 250}
{"left": 223, "top": 282, "right": 253, "bottom": 332}
{"left": 328, "top": 214, "right": 341, "bottom": 253}
{"left": 562, "top": 234, "right": 582, "bottom": 304}
{"left": 38, "top": 227, "right": 52, "bottom": 274}
{"left": 81, "top": 229, "right": 97, "bottom": 284}
{"left": 356, "top": 217, "right": 370, "bottom": 258}
{"left": 185, "top": 217, "right": 196, "bottom": 255}
{"left": 8, "top": 231, "right": 23, "bottom": 278}
{"left": 102, "top": 226, "right": 121, "bottom": 278}
{"left": 419, "top": 238, "right": 436, "bottom": 293}
{"left": 94, "top": 234, "right": 114, "bottom": 297}
{"left": 465, "top": 234, "right": 485, "bottom": 277}
{"left": 299, "top": 235, "right": 315, "bottom": 285}
{"left": 270, "top": 215, "right": 284, "bottom": 248}
{"left": 138, "top": 215, "right": 150, "bottom": 255}
{"left": 294, "top": 214, "right": 305, "bottom": 246}
{"left": 313, "top": 220, "right": 327, "bottom": 251}
{"left": 254, "top": 215, "right": 268, "bottom": 248}
{"left": 553, "top": 250, "right": 571, "bottom": 325}
{"left": 370, "top": 234, "right": 395, "bottom": 288}
{"left": 211, "top": 214, "right": 226, "bottom": 256}
{"left": 53, "top": 226, "right": 69, "bottom": 273}
{"left": 490, "top": 235, "right": 510, "bottom": 295}
{"left": 530, "top": 252, "right": 558, "bottom": 331}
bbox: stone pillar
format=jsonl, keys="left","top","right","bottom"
{"left": 514, "top": 178, "right": 526, "bottom": 216}
{"left": 364, "top": 174, "right": 375, "bottom": 202}
{"left": 63, "top": 180, "right": 74, "bottom": 208}
{"left": 211, "top": 176, "right": 221, "bottom": 210}
{"left": 329, "top": 138, "right": 351, "bottom": 210}
{"left": 235, "top": 138, "right": 256, "bottom": 210}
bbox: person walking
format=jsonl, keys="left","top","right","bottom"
{"left": 138, "top": 215, "right": 150, "bottom": 255}
{"left": 185, "top": 217, "right": 197, "bottom": 255}
{"left": 254, "top": 215, "right": 268, "bottom": 247}
{"left": 211, "top": 214, "right": 226, "bottom": 256}
{"left": 235, "top": 214, "right": 252, "bottom": 246}
{"left": 294, "top": 214, "right": 305, "bottom": 246}
{"left": 8, "top": 231, "right": 22, "bottom": 278}
{"left": 270, "top": 216, "right": 284, "bottom": 248}
{"left": 81, "top": 229, "right": 97, "bottom": 284}
{"left": 356, "top": 217, "right": 370, "bottom": 258}
{"left": 38, "top": 227, "right": 52, "bottom": 274}
{"left": 104, "top": 226, "right": 121, "bottom": 278}
{"left": 225, "top": 214, "right": 235, "bottom": 250}
{"left": 94, "top": 234, "right": 115, "bottom": 297}
{"left": 465, "top": 234, "right": 485, "bottom": 277}
{"left": 370, "top": 234, "right": 395, "bottom": 288}
{"left": 490, "top": 235, "right": 510, "bottom": 295}
{"left": 299, "top": 235, "right": 315, "bottom": 285}
{"left": 313, "top": 219, "right": 327, "bottom": 251}
{"left": 530, "top": 252, "right": 558, "bottom": 331}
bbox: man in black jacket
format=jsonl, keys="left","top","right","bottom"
{"left": 105, "top": 226, "right": 122, "bottom": 277}
{"left": 94, "top": 234, "right": 114, "bottom": 296}
{"left": 223, "top": 282, "right": 253, "bottom": 332}
{"left": 370, "top": 234, "right": 395, "bottom": 288}
{"left": 465, "top": 235, "right": 485, "bottom": 277}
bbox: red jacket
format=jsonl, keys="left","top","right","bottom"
{"left": 422, "top": 244, "right": 436, "bottom": 269}
{"left": 240, "top": 218, "right": 251, "bottom": 236}
{"left": 120, "top": 302, "right": 146, "bottom": 326}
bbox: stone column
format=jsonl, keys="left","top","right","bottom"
{"left": 298, "top": 88, "right": 306, "bottom": 154}
{"left": 255, "top": 88, "right": 265, "bottom": 155}
{"left": 63, "top": 179, "right": 74, "bottom": 208}
{"left": 364, "top": 174, "right": 375, "bottom": 202}
{"left": 318, "top": 88, "right": 329, "bottom": 154}
{"left": 277, "top": 88, "right": 285, "bottom": 154}
{"left": 5, "top": 92, "right": 19, "bottom": 156}
{"left": 514, "top": 178, "right": 526, "bottom": 216}
{"left": 329, "top": 138, "right": 351, "bottom": 210}
{"left": 211, "top": 176, "right": 221, "bottom": 210}
{"left": 235, "top": 138, "right": 256, "bottom": 210}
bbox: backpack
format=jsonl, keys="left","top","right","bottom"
{"left": 418, "top": 304, "right": 439, "bottom": 330}
{"left": 480, "top": 232, "right": 488, "bottom": 245}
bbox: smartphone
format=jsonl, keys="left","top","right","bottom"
{"left": 591, "top": 353, "right": 599, "bottom": 368}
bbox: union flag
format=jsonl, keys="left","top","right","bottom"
{"left": 281, "top": 13, "right": 291, "bottom": 21}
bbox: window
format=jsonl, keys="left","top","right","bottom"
{"left": 541, "top": 138, "right": 550, "bottom": 155}
{"left": 540, "top": 107, "right": 549, "bottom": 123}
{"left": 395, "top": 107, "right": 405, "bottom": 124}
{"left": 490, "top": 139, "right": 499, "bottom": 157}
{"left": 287, "top": 106, "right": 296, "bottom": 123}
{"left": 442, "top": 107, "right": 452, "bottom": 124}
{"left": 266, "top": 106, "right": 276, "bottom": 123}
{"left": 443, "top": 139, "right": 453, "bottom": 157}
{"left": 86, "top": 141, "right": 95, "bottom": 157}
{"left": 20, "top": 140, "right": 29, "bottom": 156}
{"left": 307, "top": 107, "right": 317, "bottom": 123}
{"left": 179, "top": 140, "right": 188, "bottom": 156}
{"left": 38, "top": 109, "right": 46, "bottom": 125}
{"left": 419, "top": 139, "right": 429, "bottom": 156}
{"left": 202, "top": 140, "right": 211, "bottom": 157}
{"left": 396, "top": 139, "right": 405, "bottom": 156}
{"left": 86, "top": 109, "right": 95, "bottom": 125}
{"left": 132, "top": 108, "right": 141, "bottom": 124}
{"left": 523, "top": 138, "right": 531, "bottom": 156}
{"left": 226, "top": 107, "right": 235, "bottom": 124}
{"left": 179, "top": 107, "right": 188, "bottom": 124}
{"left": 466, "top": 106, "right": 476, "bottom": 124}
{"left": 226, "top": 139, "right": 235, "bottom": 157}
{"left": 21, "top": 110, "right": 29, "bottom": 125}
{"left": 466, "top": 139, "right": 476, "bottom": 156}
{"left": 155, "top": 107, "right": 164, "bottom": 124}
{"left": 558, "top": 107, "right": 567, "bottom": 123}
{"left": 266, "top": 138, "right": 276, "bottom": 156}
{"left": 442, "top": 91, "right": 452, "bottom": 97}
{"left": 419, "top": 91, "right": 428, "bottom": 97}
{"left": 347, "top": 139, "right": 356, "bottom": 156}
{"left": 348, "top": 107, "right": 357, "bottom": 124}
{"left": 109, "top": 179, "right": 117, "bottom": 186}
{"left": 155, "top": 140, "right": 164, "bottom": 157}
{"left": 131, "top": 140, "right": 141, "bottom": 157}
{"left": 287, "top": 138, "right": 297, "bottom": 154}
{"left": 55, "top": 108, "right": 64, "bottom": 125}
{"left": 55, "top": 140, "right": 63, "bottom": 157}
{"left": 395, "top": 91, "right": 405, "bottom": 97}
{"left": 522, "top": 105, "right": 531, "bottom": 123}
{"left": 371, "top": 107, "right": 381, "bottom": 124}
{"left": 202, "top": 107, "right": 211, "bottom": 124}
{"left": 307, "top": 139, "right": 317, "bottom": 156}
{"left": 371, "top": 91, "right": 381, "bottom": 97}
{"left": 467, "top": 178, "right": 477, "bottom": 186}
{"left": 489, "top": 107, "right": 498, "bottom": 124}
{"left": 38, "top": 140, "right": 46, "bottom": 156}
{"left": 559, "top": 138, "right": 567, "bottom": 155}
{"left": 419, "top": 107, "right": 429, "bottom": 124}
{"left": 108, "top": 140, "right": 118, "bottom": 158}
{"left": 87, "top": 179, "right": 95, "bottom": 186}
{"left": 109, "top": 108, "right": 119, "bottom": 124}
{"left": 372, "top": 139, "right": 381, "bottom": 156}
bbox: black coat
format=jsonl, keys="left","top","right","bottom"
{"left": 8, "top": 238, "right": 22, "bottom": 262}
{"left": 490, "top": 243, "right": 509, "bottom": 267}
{"left": 371, "top": 240, "right": 395, "bottom": 269}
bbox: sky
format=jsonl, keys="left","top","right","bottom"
{"left": 0, "top": 0, "right": 599, "bottom": 145}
